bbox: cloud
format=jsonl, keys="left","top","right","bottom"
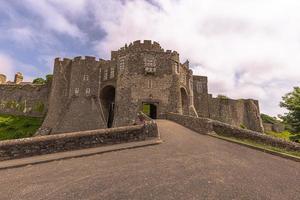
{"left": 92, "top": 0, "right": 300, "bottom": 116}
{"left": 1, "top": 0, "right": 299, "bottom": 116}
{"left": 22, "top": 0, "right": 85, "bottom": 39}
{"left": 0, "top": 54, "right": 15, "bottom": 80}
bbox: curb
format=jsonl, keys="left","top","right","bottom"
{"left": 0, "top": 139, "right": 163, "bottom": 170}
{"left": 207, "top": 133, "right": 300, "bottom": 162}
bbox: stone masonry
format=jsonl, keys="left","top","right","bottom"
{"left": 0, "top": 40, "right": 264, "bottom": 134}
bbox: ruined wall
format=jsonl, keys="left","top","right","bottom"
{"left": 263, "top": 122, "right": 285, "bottom": 133}
{"left": 193, "top": 76, "right": 264, "bottom": 132}
{"left": 209, "top": 98, "right": 264, "bottom": 132}
{"left": 0, "top": 84, "right": 49, "bottom": 117}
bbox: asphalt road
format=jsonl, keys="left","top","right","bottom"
{"left": 0, "top": 120, "right": 299, "bottom": 200}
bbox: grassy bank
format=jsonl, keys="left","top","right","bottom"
{"left": 213, "top": 134, "right": 300, "bottom": 158}
{"left": 0, "top": 114, "right": 43, "bottom": 140}
{"left": 265, "top": 130, "right": 300, "bottom": 143}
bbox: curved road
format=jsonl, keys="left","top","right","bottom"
{"left": 0, "top": 120, "right": 299, "bottom": 200}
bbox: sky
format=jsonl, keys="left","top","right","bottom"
{"left": 0, "top": 0, "right": 299, "bottom": 117}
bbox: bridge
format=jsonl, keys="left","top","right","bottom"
{"left": 0, "top": 120, "right": 299, "bottom": 199}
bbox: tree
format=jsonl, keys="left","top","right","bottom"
{"left": 217, "top": 94, "right": 229, "bottom": 99}
{"left": 32, "top": 78, "right": 46, "bottom": 84}
{"left": 45, "top": 74, "right": 53, "bottom": 83}
{"left": 279, "top": 87, "right": 300, "bottom": 133}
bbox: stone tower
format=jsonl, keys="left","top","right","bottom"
{"left": 14, "top": 72, "right": 23, "bottom": 84}
{"left": 0, "top": 74, "right": 6, "bottom": 84}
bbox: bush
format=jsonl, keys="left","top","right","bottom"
{"left": 46, "top": 74, "right": 53, "bottom": 83}
{"left": 261, "top": 113, "right": 279, "bottom": 124}
{"left": 217, "top": 95, "right": 229, "bottom": 99}
{"left": 289, "top": 134, "right": 300, "bottom": 143}
{"left": 240, "top": 124, "right": 246, "bottom": 129}
{"left": 32, "top": 78, "right": 46, "bottom": 84}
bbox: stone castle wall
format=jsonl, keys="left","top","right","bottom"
{"left": 41, "top": 40, "right": 198, "bottom": 134}
{"left": 0, "top": 40, "right": 263, "bottom": 135}
{"left": 193, "top": 76, "right": 264, "bottom": 132}
{"left": 0, "top": 84, "right": 49, "bottom": 117}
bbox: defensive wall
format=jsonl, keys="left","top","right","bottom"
{"left": 0, "top": 83, "right": 49, "bottom": 117}
{"left": 193, "top": 75, "right": 264, "bottom": 132}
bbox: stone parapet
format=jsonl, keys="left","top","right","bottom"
{"left": 166, "top": 112, "right": 300, "bottom": 152}
{"left": 0, "top": 123, "right": 158, "bottom": 161}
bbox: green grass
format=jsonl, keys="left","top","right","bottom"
{"left": 214, "top": 134, "right": 300, "bottom": 158}
{"left": 0, "top": 114, "right": 43, "bottom": 141}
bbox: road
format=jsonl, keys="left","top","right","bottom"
{"left": 0, "top": 120, "right": 299, "bottom": 200}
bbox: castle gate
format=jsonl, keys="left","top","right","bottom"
{"left": 142, "top": 102, "right": 158, "bottom": 119}
{"left": 100, "top": 85, "right": 116, "bottom": 128}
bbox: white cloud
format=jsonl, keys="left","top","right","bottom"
{"left": 1, "top": 0, "right": 299, "bottom": 116}
{"left": 91, "top": 0, "right": 300, "bottom": 116}
{"left": 0, "top": 54, "right": 15, "bottom": 81}
{"left": 23, "top": 0, "right": 85, "bottom": 39}
{"left": 0, "top": 53, "right": 42, "bottom": 82}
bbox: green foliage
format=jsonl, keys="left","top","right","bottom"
{"left": 0, "top": 114, "right": 43, "bottom": 140}
{"left": 279, "top": 87, "right": 300, "bottom": 133}
{"left": 34, "top": 102, "right": 45, "bottom": 113}
{"left": 289, "top": 134, "right": 300, "bottom": 143}
{"left": 217, "top": 95, "right": 229, "bottom": 99}
{"left": 261, "top": 113, "right": 280, "bottom": 124}
{"left": 32, "top": 74, "right": 53, "bottom": 85}
{"left": 240, "top": 124, "right": 246, "bottom": 129}
{"left": 265, "top": 130, "right": 300, "bottom": 143}
{"left": 32, "top": 78, "right": 46, "bottom": 84}
{"left": 46, "top": 74, "right": 53, "bottom": 83}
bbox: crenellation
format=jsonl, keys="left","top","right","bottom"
{"left": 73, "top": 56, "right": 83, "bottom": 61}
{"left": 84, "top": 56, "right": 96, "bottom": 62}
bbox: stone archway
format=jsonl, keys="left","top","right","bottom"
{"left": 100, "top": 85, "right": 116, "bottom": 128}
{"left": 180, "top": 87, "right": 189, "bottom": 115}
{"left": 142, "top": 103, "right": 157, "bottom": 119}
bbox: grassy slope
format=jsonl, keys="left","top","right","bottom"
{"left": 0, "top": 114, "right": 43, "bottom": 140}
{"left": 265, "top": 130, "right": 300, "bottom": 143}
{"left": 214, "top": 135, "right": 300, "bottom": 158}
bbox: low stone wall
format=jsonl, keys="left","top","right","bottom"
{"left": 212, "top": 121, "right": 300, "bottom": 151}
{"left": 166, "top": 112, "right": 213, "bottom": 134}
{"left": 263, "top": 122, "right": 285, "bottom": 133}
{"left": 0, "top": 123, "right": 158, "bottom": 161}
{"left": 166, "top": 112, "right": 300, "bottom": 152}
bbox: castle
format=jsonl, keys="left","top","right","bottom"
{"left": 0, "top": 40, "right": 264, "bottom": 134}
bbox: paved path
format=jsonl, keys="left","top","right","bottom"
{"left": 0, "top": 120, "right": 299, "bottom": 200}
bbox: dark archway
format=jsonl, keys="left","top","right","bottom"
{"left": 180, "top": 87, "right": 189, "bottom": 115}
{"left": 142, "top": 103, "right": 157, "bottom": 119}
{"left": 100, "top": 85, "right": 116, "bottom": 128}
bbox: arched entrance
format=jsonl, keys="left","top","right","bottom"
{"left": 180, "top": 87, "right": 189, "bottom": 115}
{"left": 142, "top": 103, "right": 157, "bottom": 119}
{"left": 100, "top": 85, "right": 115, "bottom": 128}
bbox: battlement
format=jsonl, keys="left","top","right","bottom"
{"left": 111, "top": 40, "right": 180, "bottom": 60}
{"left": 118, "top": 40, "right": 164, "bottom": 53}
{"left": 54, "top": 56, "right": 108, "bottom": 66}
